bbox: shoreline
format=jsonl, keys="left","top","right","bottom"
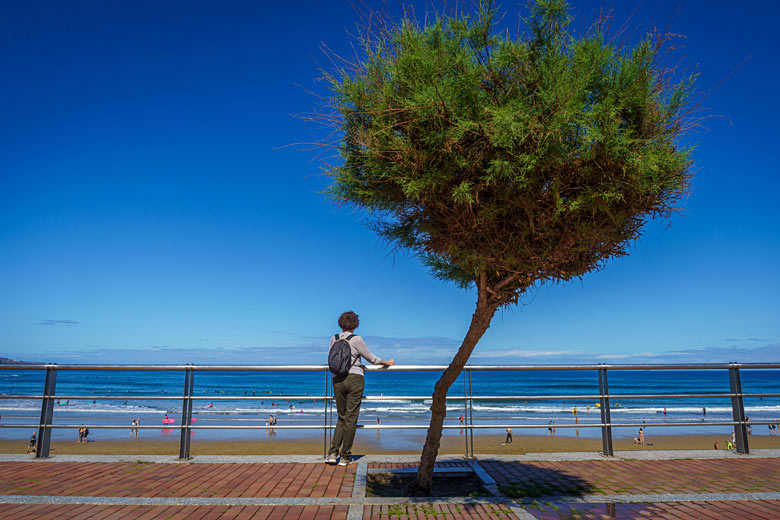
{"left": 3, "top": 432, "right": 778, "bottom": 456}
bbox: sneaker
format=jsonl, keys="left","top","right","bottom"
{"left": 338, "top": 457, "right": 351, "bottom": 466}
{"left": 325, "top": 454, "right": 338, "bottom": 465}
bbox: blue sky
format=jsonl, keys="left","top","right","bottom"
{"left": 1, "top": 1, "right": 778, "bottom": 365}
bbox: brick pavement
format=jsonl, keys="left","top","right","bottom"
{"left": 480, "top": 458, "right": 780, "bottom": 496}
{"left": 527, "top": 500, "right": 780, "bottom": 519}
{"left": 0, "top": 503, "right": 349, "bottom": 520}
{"left": 0, "top": 462, "right": 355, "bottom": 498}
{"left": 1, "top": 457, "right": 779, "bottom": 519}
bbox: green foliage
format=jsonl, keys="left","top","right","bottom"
{"left": 323, "top": 0, "right": 695, "bottom": 305}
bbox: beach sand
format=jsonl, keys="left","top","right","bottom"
{"left": 3, "top": 432, "right": 778, "bottom": 456}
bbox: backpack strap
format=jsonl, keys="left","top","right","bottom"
{"left": 338, "top": 334, "right": 359, "bottom": 370}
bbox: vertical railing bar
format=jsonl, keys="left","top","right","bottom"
{"left": 186, "top": 367, "right": 194, "bottom": 456}
{"left": 463, "top": 372, "right": 469, "bottom": 458}
{"left": 729, "top": 363, "right": 749, "bottom": 454}
{"left": 327, "top": 370, "right": 333, "bottom": 451}
{"left": 323, "top": 369, "right": 328, "bottom": 458}
{"left": 36, "top": 365, "right": 57, "bottom": 459}
{"left": 468, "top": 368, "right": 474, "bottom": 459}
{"left": 178, "top": 366, "right": 193, "bottom": 459}
{"left": 598, "top": 365, "right": 613, "bottom": 456}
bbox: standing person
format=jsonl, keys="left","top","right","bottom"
{"left": 639, "top": 428, "right": 645, "bottom": 445}
{"left": 505, "top": 428, "right": 513, "bottom": 444}
{"left": 26, "top": 431, "right": 36, "bottom": 454}
{"left": 326, "top": 311, "right": 394, "bottom": 466}
{"left": 78, "top": 427, "right": 84, "bottom": 443}
{"left": 130, "top": 420, "right": 136, "bottom": 438}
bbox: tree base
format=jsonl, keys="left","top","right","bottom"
{"left": 404, "top": 478, "right": 431, "bottom": 497}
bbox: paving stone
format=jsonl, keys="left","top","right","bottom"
{"left": 479, "top": 458, "right": 780, "bottom": 496}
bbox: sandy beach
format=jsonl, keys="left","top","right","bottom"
{"left": 3, "top": 432, "right": 778, "bottom": 456}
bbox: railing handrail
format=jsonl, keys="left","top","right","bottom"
{"left": 3, "top": 362, "right": 777, "bottom": 459}
{"left": 2, "top": 362, "right": 780, "bottom": 370}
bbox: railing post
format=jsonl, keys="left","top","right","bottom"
{"left": 468, "top": 368, "right": 474, "bottom": 459}
{"left": 463, "top": 372, "right": 469, "bottom": 458}
{"left": 178, "top": 365, "right": 194, "bottom": 460}
{"left": 729, "top": 363, "right": 749, "bottom": 454}
{"left": 598, "top": 365, "right": 613, "bottom": 456}
{"left": 323, "top": 369, "right": 329, "bottom": 458}
{"left": 36, "top": 365, "right": 57, "bottom": 459}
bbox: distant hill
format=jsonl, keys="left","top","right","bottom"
{"left": 0, "top": 356, "right": 42, "bottom": 365}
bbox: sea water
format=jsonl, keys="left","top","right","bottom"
{"left": 1, "top": 368, "right": 778, "bottom": 442}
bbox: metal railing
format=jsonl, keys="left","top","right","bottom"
{"left": 1, "top": 362, "right": 778, "bottom": 459}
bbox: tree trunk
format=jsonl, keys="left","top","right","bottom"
{"left": 406, "top": 278, "right": 498, "bottom": 496}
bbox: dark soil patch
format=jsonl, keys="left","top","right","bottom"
{"left": 366, "top": 473, "right": 492, "bottom": 497}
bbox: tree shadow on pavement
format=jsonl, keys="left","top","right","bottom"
{"left": 479, "top": 460, "right": 595, "bottom": 498}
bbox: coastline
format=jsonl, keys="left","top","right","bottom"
{"left": 3, "top": 432, "right": 778, "bottom": 456}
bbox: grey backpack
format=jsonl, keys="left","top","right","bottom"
{"left": 328, "top": 334, "right": 356, "bottom": 376}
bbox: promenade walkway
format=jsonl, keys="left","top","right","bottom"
{"left": 1, "top": 451, "right": 779, "bottom": 519}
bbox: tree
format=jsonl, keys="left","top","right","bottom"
{"left": 315, "top": 0, "right": 696, "bottom": 495}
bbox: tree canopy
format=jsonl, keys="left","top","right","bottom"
{"left": 316, "top": 0, "right": 697, "bottom": 495}
{"left": 325, "top": 0, "right": 694, "bottom": 306}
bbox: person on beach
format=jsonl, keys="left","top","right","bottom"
{"left": 83, "top": 428, "right": 89, "bottom": 443}
{"left": 130, "top": 420, "right": 136, "bottom": 438}
{"left": 78, "top": 427, "right": 84, "bottom": 443}
{"left": 326, "top": 311, "right": 394, "bottom": 467}
{"left": 547, "top": 420, "right": 553, "bottom": 436}
{"left": 505, "top": 428, "right": 513, "bottom": 444}
{"left": 714, "top": 440, "right": 719, "bottom": 450}
{"left": 639, "top": 428, "right": 645, "bottom": 445}
{"left": 27, "top": 431, "right": 36, "bottom": 454}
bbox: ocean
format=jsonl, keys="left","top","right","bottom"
{"left": 1, "top": 367, "right": 778, "bottom": 442}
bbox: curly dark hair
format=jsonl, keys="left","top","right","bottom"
{"left": 338, "top": 311, "right": 359, "bottom": 331}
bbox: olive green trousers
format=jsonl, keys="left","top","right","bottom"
{"left": 329, "top": 373, "right": 364, "bottom": 459}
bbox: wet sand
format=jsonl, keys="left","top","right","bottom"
{"left": 3, "top": 432, "right": 778, "bottom": 456}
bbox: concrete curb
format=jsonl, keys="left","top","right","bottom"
{"left": 1, "top": 492, "right": 778, "bottom": 507}
{"left": 3, "top": 448, "right": 779, "bottom": 463}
